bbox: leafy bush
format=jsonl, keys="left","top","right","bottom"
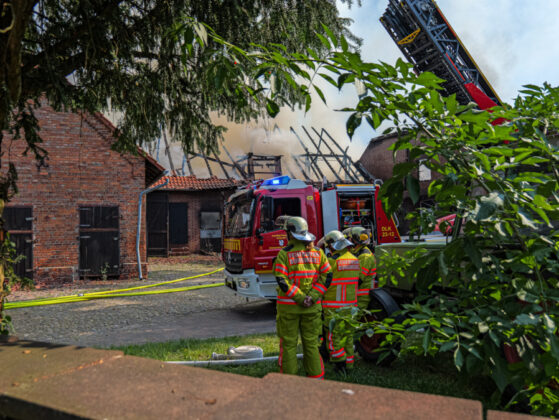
{"left": 373, "top": 80, "right": 559, "bottom": 415}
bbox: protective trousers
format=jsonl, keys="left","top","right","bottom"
{"left": 277, "top": 310, "right": 324, "bottom": 379}
{"left": 323, "top": 307, "right": 355, "bottom": 368}
{"left": 356, "top": 246, "right": 377, "bottom": 310}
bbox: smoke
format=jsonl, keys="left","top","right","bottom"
{"left": 160, "top": 85, "right": 366, "bottom": 182}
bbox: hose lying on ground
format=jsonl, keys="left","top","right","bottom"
{"left": 166, "top": 354, "right": 303, "bottom": 367}
{"left": 5, "top": 267, "right": 225, "bottom": 310}
{"left": 166, "top": 345, "right": 302, "bottom": 366}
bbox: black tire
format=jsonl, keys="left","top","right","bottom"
{"left": 355, "top": 288, "right": 401, "bottom": 366}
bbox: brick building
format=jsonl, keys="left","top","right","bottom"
{"left": 358, "top": 132, "right": 438, "bottom": 234}
{"left": 147, "top": 176, "right": 242, "bottom": 256}
{"left": 1, "top": 104, "right": 164, "bottom": 284}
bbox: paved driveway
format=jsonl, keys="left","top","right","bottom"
{"left": 7, "top": 261, "right": 277, "bottom": 348}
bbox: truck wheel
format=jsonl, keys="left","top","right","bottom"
{"left": 355, "top": 288, "right": 401, "bottom": 366}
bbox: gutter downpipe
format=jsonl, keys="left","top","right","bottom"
{"left": 136, "top": 173, "right": 169, "bottom": 280}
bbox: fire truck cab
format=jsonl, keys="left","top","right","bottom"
{"left": 222, "top": 175, "right": 400, "bottom": 299}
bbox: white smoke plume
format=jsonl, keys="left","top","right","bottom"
{"left": 159, "top": 86, "right": 367, "bottom": 182}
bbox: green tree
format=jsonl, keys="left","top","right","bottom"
{"left": 0, "top": 0, "right": 360, "bottom": 333}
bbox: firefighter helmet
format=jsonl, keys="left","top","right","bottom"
{"left": 320, "top": 230, "right": 353, "bottom": 251}
{"left": 346, "top": 226, "right": 372, "bottom": 245}
{"left": 284, "top": 216, "right": 316, "bottom": 242}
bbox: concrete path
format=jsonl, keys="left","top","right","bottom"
{"left": 8, "top": 267, "right": 277, "bottom": 347}
{"left": 85, "top": 301, "right": 277, "bottom": 347}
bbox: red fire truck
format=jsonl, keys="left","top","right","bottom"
{"left": 222, "top": 175, "right": 401, "bottom": 299}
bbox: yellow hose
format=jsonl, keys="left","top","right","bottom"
{"left": 5, "top": 267, "right": 225, "bottom": 310}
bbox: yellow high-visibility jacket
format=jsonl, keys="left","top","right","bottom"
{"left": 322, "top": 249, "right": 360, "bottom": 310}
{"left": 355, "top": 245, "right": 377, "bottom": 308}
{"left": 273, "top": 241, "right": 332, "bottom": 313}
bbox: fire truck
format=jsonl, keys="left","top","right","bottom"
{"left": 222, "top": 175, "right": 401, "bottom": 299}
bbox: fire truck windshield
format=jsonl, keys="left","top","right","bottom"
{"left": 224, "top": 195, "right": 255, "bottom": 238}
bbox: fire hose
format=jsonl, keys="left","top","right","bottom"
{"left": 166, "top": 354, "right": 303, "bottom": 367}
{"left": 4, "top": 267, "right": 225, "bottom": 310}
{"left": 166, "top": 345, "right": 303, "bottom": 366}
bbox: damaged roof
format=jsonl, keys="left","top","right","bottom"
{"left": 151, "top": 175, "right": 243, "bottom": 191}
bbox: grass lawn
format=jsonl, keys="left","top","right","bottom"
{"left": 113, "top": 333, "right": 498, "bottom": 410}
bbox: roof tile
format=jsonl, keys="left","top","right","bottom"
{"left": 151, "top": 175, "right": 243, "bottom": 191}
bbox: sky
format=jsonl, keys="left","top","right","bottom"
{"left": 160, "top": 1, "right": 559, "bottom": 178}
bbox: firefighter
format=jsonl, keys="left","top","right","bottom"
{"left": 344, "top": 227, "right": 377, "bottom": 310}
{"left": 273, "top": 216, "right": 332, "bottom": 379}
{"left": 319, "top": 230, "right": 360, "bottom": 373}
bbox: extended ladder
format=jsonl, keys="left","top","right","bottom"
{"left": 381, "top": 0, "right": 502, "bottom": 109}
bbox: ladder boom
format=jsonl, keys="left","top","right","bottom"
{"left": 381, "top": 0, "right": 502, "bottom": 108}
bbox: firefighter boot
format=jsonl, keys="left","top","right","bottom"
{"left": 332, "top": 361, "right": 347, "bottom": 375}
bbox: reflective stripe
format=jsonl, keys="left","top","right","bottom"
{"left": 275, "top": 264, "right": 289, "bottom": 275}
{"left": 328, "top": 331, "right": 334, "bottom": 351}
{"left": 277, "top": 296, "right": 297, "bottom": 305}
{"left": 331, "top": 280, "right": 358, "bottom": 285}
{"left": 308, "top": 355, "right": 325, "bottom": 379}
{"left": 288, "top": 273, "right": 318, "bottom": 280}
{"left": 322, "top": 300, "right": 357, "bottom": 308}
{"left": 312, "top": 283, "right": 327, "bottom": 294}
{"left": 361, "top": 268, "right": 369, "bottom": 275}
{"left": 277, "top": 296, "right": 319, "bottom": 305}
{"left": 357, "top": 289, "right": 369, "bottom": 296}
{"left": 331, "top": 348, "right": 346, "bottom": 358}
{"left": 289, "top": 270, "right": 318, "bottom": 276}
{"left": 286, "top": 284, "right": 299, "bottom": 298}
{"left": 346, "top": 355, "right": 354, "bottom": 363}
{"left": 319, "top": 262, "right": 331, "bottom": 273}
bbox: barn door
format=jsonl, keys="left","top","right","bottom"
{"left": 3, "top": 207, "right": 33, "bottom": 280}
{"left": 147, "top": 192, "right": 168, "bottom": 256}
{"left": 79, "top": 206, "right": 119, "bottom": 278}
{"left": 169, "top": 203, "right": 188, "bottom": 245}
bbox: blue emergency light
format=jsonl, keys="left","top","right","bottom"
{"left": 262, "top": 175, "right": 290, "bottom": 186}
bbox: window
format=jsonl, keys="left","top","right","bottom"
{"left": 260, "top": 197, "right": 301, "bottom": 232}
{"left": 80, "top": 206, "right": 119, "bottom": 229}
{"left": 200, "top": 211, "right": 221, "bottom": 239}
{"left": 419, "top": 159, "right": 431, "bottom": 181}
{"left": 200, "top": 211, "right": 221, "bottom": 252}
{"left": 224, "top": 194, "right": 255, "bottom": 237}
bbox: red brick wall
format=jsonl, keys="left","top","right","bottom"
{"left": 358, "top": 135, "right": 406, "bottom": 181}
{"left": 358, "top": 133, "right": 441, "bottom": 195}
{"left": 1, "top": 104, "right": 148, "bottom": 284}
{"left": 168, "top": 189, "right": 235, "bottom": 253}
